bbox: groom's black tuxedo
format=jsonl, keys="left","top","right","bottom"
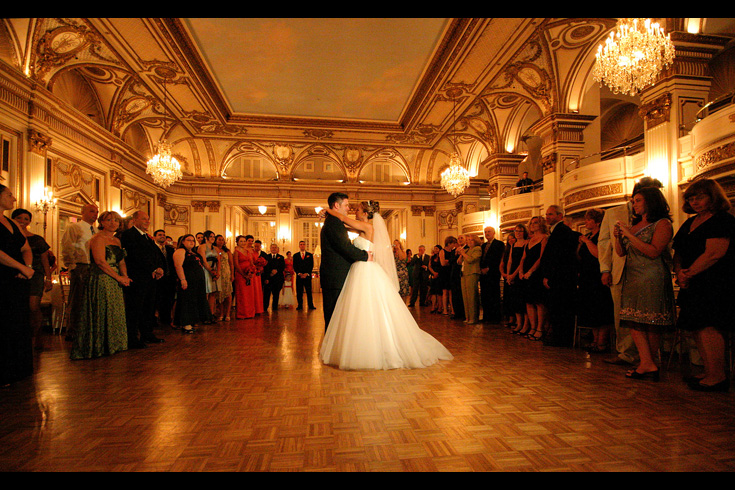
{"left": 319, "top": 212, "right": 369, "bottom": 330}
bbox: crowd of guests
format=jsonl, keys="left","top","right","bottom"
{"left": 1, "top": 177, "right": 734, "bottom": 394}
{"left": 397, "top": 177, "right": 735, "bottom": 393}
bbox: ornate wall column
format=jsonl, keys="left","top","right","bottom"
{"left": 528, "top": 113, "right": 596, "bottom": 211}
{"left": 638, "top": 28, "right": 728, "bottom": 225}
{"left": 482, "top": 153, "right": 525, "bottom": 229}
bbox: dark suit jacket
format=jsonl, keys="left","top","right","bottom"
{"left": 480, "top": 239, "right": 505, "bottom": 281}
{"left": 120, "top": 227, "right": 165, "bottom": 284}
{"left": 319, "top": 213, "right": 368, "bottom": 290}
{"left": 263, "top": 253, "right": 285, "bottom": 289}
{"left": 540, "top": 222, "right": 580, "bottom": 290}
{"left": 293, "top": 250, "right": 314, "bottom": 278}
{"left": 410, "top": 253, "right": 431, "bottom": 282}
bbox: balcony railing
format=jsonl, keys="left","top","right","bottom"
{"left": 695, "top": 91, "right": 735, "bottom": 122}
{"left": 500, "top": 180, "right": 543, "bottom": 198}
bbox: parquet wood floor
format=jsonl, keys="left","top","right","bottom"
{"left": 2, "top": 296, "right": 735, "bottom": 472}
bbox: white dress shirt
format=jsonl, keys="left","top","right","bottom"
{"left": 60, "top": 220, "right": 95, "bottom": 269}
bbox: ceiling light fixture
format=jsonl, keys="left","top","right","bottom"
{"left": 440, "top": 93, "right": 470, "bottom": 197}
{"left": 593, "top": 18, "right": 675, "bottom": 96}
{"left": 146, "top": 72, "right": 183, "bottom": 188}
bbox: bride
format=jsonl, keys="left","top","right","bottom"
{"left": 319, "top": 200, "right": 453, "bottom": 370}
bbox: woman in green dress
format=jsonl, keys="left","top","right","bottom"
{"left": 614, "top": 187, "right": 674, "bottom": 381}
{"left": 71, "top": 211, "right": 131, "bottom": 360}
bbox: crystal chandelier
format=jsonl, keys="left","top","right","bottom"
{"left": 146, "top": 139, "right": 182, "bottom": 188}
{"left": 146, "top": 74, "right": 183, "bottom": 188}
{"left": 441, "top": 152, "right": 470, "bottom": 197}
{"left": 440, "top": 95, "right": 470, "bottom": 197}
{"left": 593, "top": 18, "right": 675, "bottom": 96}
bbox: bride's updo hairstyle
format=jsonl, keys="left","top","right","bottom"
{"left": 361, "top": 200, "right": 379, "bottom": 219}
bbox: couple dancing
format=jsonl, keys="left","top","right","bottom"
{"left": 318, "top": 192, "right": 453, "bottom": 370}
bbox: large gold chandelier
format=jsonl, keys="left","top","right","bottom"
{"left": 146, "top": 139, "right": 182, "bottom": 188}
{"left": 441, "top": 152, "right": 470, "bottom": 197}
{"left": 440, "top": 94, "right": 470, "bottom": 197}
{"left": 146, "top": 74, "right": 183, "bottom": 188}
{"left": 593, "top": 18, "right": 675, "bottom": 96}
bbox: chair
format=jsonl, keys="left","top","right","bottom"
{"left": 52, "top": 273, "right": 71, "bottom": 335}
{"left": 572, "top": 315, "right": 593, "bottom": 349}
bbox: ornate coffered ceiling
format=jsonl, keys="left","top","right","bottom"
{"left": 3, "top": 18, "right": 734, "bottom": 188}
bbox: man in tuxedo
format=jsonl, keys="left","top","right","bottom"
{"left": 153, "top": 229, "right": 176, "bottom": 329}
{"left": 598, "top": 177, "right": 661, "bottom": 366}
{"left": 319, "top": 192, "right": 371, "bottom": 331}
{"left": 408, "top": 245, "right": 430, "bottom": 307}
{"left": 479, "top": 226, "right": 505, "bottom": 324}
{"left": 120, "top": 210, "right": 165, "bottom": 348}
{"left": 253, "top": 239, "right": 268, "bottom": 308}
{"left": 293, "top": 240, "right": 316, "bottom": 310}
{"left": 263, "top": 243, "right": 285, "bottom": 312}
{"left": 540, "top": 205, "right": 581, "bottom": 347}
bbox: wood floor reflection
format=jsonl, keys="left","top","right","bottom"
{"left": 2, "top": 295, "right": 735, "bottom": 472}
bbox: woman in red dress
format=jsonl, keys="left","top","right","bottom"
{"left": 233, "top": 235, "right": 257, "bottom": 319}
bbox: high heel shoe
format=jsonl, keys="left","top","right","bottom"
{"left": 182, "top": 325, "right": 195, "bottom": 334}
{"left": 625, "top": 369, "right": 659, "bottom": 382}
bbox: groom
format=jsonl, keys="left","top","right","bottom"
{"left": 319, "top": 192, "right": 371, "bottom": 331}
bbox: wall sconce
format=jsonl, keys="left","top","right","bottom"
{"left": 34, "top": 186, "right": 57, "bottom": 237}
{"left": 278, "top": 228, "right": 290, "bottom": 245}
{"left": 258, "top": 205, "right": 267, "bottom": 215}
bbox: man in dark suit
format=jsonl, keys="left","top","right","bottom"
{"left": 293, "top": 240, "right": 316, "bottom": 310}
{"left": 254, "top": 239, "right": 269, "bottom": 310}
{"left": 408, "top": 245, "right": 430, "bottom": 307}
{"left": 120, "top": 210, "right": 165, "bottom": 348}
{"left": 540, "top": 205, "right": 581, "bottom": 347}
{"left": 479, "top": 226, "right": 505, "bottom": 323}
{"left": 263, "top": 243, "right": 285, "bottom": 312}
{"left": 320, "top": 192, "right": 371, "bottom": 331}
{"left": 153, "top": 229, "right": 176, "bottom": 329}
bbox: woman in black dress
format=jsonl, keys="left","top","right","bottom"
{"left": 428, "top": 244, "right": 444, "bottom": 313}
{"left": 500, "top": 232, "right": 517, "bottom": 327}
{"left": 518, "top": 216, "right": 549, "bottom": 341}
{"left": 173, "top": 234, "right": 212, "bottom": 333}
{"left": 506, "top": 224, "right": 529, "bottom": 334}
{"left": 576, "top": 209, "right": 614, "bottom": 353}
{"left": 438, "top": 236, "right": 457, "bottom": 315}
{"left": 11, "top": 208, "right": 52, "bottom": 351}
{"left": 0, "top": 184, "right": 35, "bottom": 386}
{"left": 673, "top": 178, "right": 735, "bottom": 392}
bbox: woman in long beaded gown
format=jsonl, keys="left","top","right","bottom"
{"left": 71, "top": 211, "right": 131, "bottom": 360}
{"left": 173, "top": 234, "right": 211, "bottom": 333}
{"left": 614, "top": 187, "right": 674, "bottom": 381}
{"left": 215, "top": 234, "right": 233, "bottom": 321}
{"left": 319, "top": 201, "right": 453, "bottom": 371}
{"left": 198, "top": 231, "right": 219, "bottom": 323}
{"left": 393, "top": 239, "right": 410, "bottom": 298}
{"left": 233, "top": 235, "right": 257, "bottom": 319}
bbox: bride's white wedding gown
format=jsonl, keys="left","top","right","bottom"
{"left": 319, "top": 233, "right": 453, "bottom": 370}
